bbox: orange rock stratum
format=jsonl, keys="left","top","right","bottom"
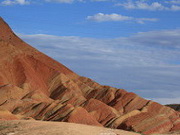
{"left": 0, "top": 17, "right": 179, "bottom": 134}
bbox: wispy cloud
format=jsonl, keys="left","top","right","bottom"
{"left": 18, "top": 29, "right": 180, "bottom": 66}
{"left": 0, "top": 0, "right": 110, "bottom": 5}
{"left": 166, "top": 0, "right": 180, "bottom": 4}
{"left": 116, "top": 1, "right": 180, "bottom": 11}
{"left": 18, "top": 29, "right": 180, "bottom": 104}
{"left": 1, "top": 0, "right": 30, "bottom": 5}
{"left": 87, "top": 13, "right": 158, "bottom": 23}
{"left": 44, "top": 0, "right": 114, "bottom": 3}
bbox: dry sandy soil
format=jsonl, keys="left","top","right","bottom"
{"left": 0, "top": 120, "right": 141, "bottom": 135}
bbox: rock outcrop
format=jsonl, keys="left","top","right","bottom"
{"left": 0, "top": 17, "right": 179, "bottom": 134}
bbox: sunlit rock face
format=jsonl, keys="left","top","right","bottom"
{"left": 0, "top": 17, "right": 179, "bottom": 134}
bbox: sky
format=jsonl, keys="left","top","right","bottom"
{"left": 0, "top": 0, "right": 180, "bottom": 104}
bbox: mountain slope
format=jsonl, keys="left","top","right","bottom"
{"left": 0, "top": 17, "right": 179, "bottom": 134}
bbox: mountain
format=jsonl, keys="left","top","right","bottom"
{"left": 0, "top": 17, "right": 179, "bottom": 134}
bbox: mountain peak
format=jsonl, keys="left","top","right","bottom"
{"left": 0, "top": 16, "right": 4, "bottom": 22}
{"left": 0, "top": 17, "right": 10, "bottom": 29}
{"left": 0, "top": 17, "right": 15, "bottom": 42}
{"left": 0, "top": 17, "right": 29, "bottom": 49}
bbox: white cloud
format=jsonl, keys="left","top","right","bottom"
{"left": 17, "top": 29, "right": 180, "bottom": 104}
{"left": 1, "top": 0, "right": 30, "bottom": 5}
{"left": 87, "top": 13, "right": 158, "bottom": 23}
{"left": 87, "top": 13, "right": 133, "bottom": 22}
{"left": 45, "top": 0, "right": 74, "bottom": 3}
{"left": 116, "top": 1, "right": 180, "bottom": 11}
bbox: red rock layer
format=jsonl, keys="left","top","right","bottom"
{"left": 0, "top": 17, "right": 179, "bottom": 134}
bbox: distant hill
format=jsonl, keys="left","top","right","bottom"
{"left": 166, "top": 104, "right": 180, "bottom": 111}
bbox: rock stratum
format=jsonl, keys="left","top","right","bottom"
{"left": 0, "top": 17, "right": 179, "bottom": 135}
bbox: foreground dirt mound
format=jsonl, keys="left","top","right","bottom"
{"left": 0, "top": 120, "right": 141, "bottom": 135}
{"left": 0, "top": 17, "right": 179, "bottom": 134}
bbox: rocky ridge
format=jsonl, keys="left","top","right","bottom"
{"left": 0, "top": 17, "right": 179, "bottom": 134}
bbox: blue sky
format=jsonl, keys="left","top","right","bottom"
{"left": 1, "top": 0, "right": 180, "bottom": 104}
